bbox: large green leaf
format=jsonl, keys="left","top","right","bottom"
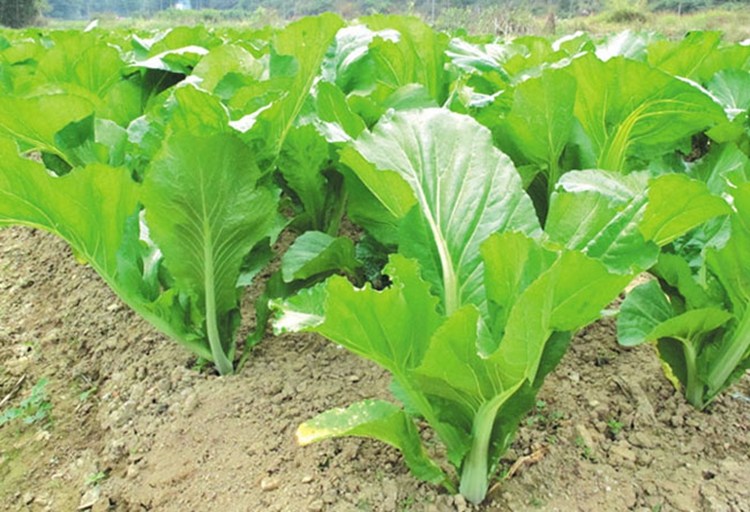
{"left": 646, "top": 31, "right": 750, "bottom": 85}
{"left": 617, "top": 279, "right": 734, "bottom": 409}
{"left": 142, "top": 132, "right": 280, "bottom": 374}
{"left": 640, "top": 174, "right": 731, "bottom": 247}
{"left": 595, "top": 30, "right": 661, "bottom": 62}
{"left": 617, "top": 183, "right": 750, "bottom": 409}
{"left": 278, "top": 255, "right": 442, "bottom": 372}
{"left": 617, "top": 280, "right": 675, "bottom": 347}
{"left": 688, "top": 143, "right": 750, "bottom": 194}
{"left": 501, "top": 36, "right": 568, "bottom": 81}
{"left": 567, "top": 54, "right": 727, "bottom": 171}
{"left": 545, "top": 170, "right": 658, "bottom": 273}
{"left": 192, "top": 44, "right": 265, "bottom": 93}
{"left": 499, "top": 67, "right": 577, "bottom": 183}
{"left": 652, "top": 253, "right": 714, "bottom": 310}
{"left": 314, "top": 80, "right": 366, "bottom": 141}
{"left": 320, "top": 24, "right": 383, "bottom": 93}
{"left": 707, "top": 69, "right": 750, "bottom": 122}
{"left": 546, "top": 171, "right": 732, "bottom": 273}
{"left": 486, "top": 238, "right": 631, "bottom": 383}
{"left": 37, "top": 31, "right": 125, "bottom": 93}
{"left": 297, "top": 399, "right": 447, "bottom": 485}
{"left": 414, "top": 304, "right": 520, "bottom": 472}
{"left": 250, "top": 13, "right": 344, "bottom": 165}
{"left": 280, "top": 231, "right": 360, "bottom": 283}
{"left": 0, "top": 93, "right": 95, "bottom": 161}
{"left": 415, "top": 306, "right": 503, "bottom": 412}
{"left": 0, "top": 135, "right": 138, "bottom": 278}
{"left": 480, "top": 232, "right": 557, "bottom": 349}
{"left": 646, "top": 31, "right": 724, "bottom": 83}
{"left": 358, "top": 15, "right": 450, "bottom": 105}
{"left": 272, "top": 254, "right": 464, "bottom": 444}
{"left": 703, "top": 183, "right": 750, "bottom": 393}
{"left": 649, "top": 309, "right": 733, "bottom": 342}
{"left": 277, "top": 124, "right": 340, "bottom": 233}
{"left": 342, "top": 108, "right": 540, "bottom": 314}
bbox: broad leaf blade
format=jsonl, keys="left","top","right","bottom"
{"left": 281, "top": 231, "right": 360, "bottom": 283}
{"left": 253, "top": 13, "right": 344, "bottom": 163}
{"left": 546, "top": 170, "right": 658, "bottom": 273}
{"left": 276, "top": 124, "right": 333, "bottom": 233}
{"left": 0, "top": 93, "right": 94, "bottom": 159}
{"left": 617, "top": 280, "right": 675, "bottom": 347}
{"left": 297, "top": 399, "right": 447, "bottom": 485}
{"left": 0, "top": 136, "right": 138, "bottom": 278}
{"left": 568, "top": 54, "right": 726, "bottom": 171}
{"left": 273, "top": 254, "right": 442, "bottom": 374}
{"left": 142, "top": 132, "right": 279, "bottom": 371}
{"left": 486, "top": 237, "right": 631, "bottom": 383}
{"left": 640, "top": 174, "right": 731, "bottom": 247}
{"left": 346, "top": 108, "right": 540, "bottom": 314}
{"left": 497, "top": 67, "right": 577, "bottom": 182}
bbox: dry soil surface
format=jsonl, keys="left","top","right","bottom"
{"left": 1, "top": 227, "right": 749, "bottom": 512}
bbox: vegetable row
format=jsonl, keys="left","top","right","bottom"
{"left": 0, "top": 16, "right": 748, "bottom": 504}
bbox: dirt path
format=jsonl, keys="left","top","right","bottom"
{"left": 1, "top": 226, "right": 749, "bottom": 512}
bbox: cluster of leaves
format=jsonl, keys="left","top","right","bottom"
{"left": 1, "top": 16, "right": 749, "bottom": 504}
{"left": 0, "top": 16, "right": 347, "bottom": 375}
{"left": 618, "top": 152, "right": 750, "bottom": 410}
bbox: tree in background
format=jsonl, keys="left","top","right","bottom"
{"left": 48, "top": 0, "right": 85, "bottom": 18}
{"left": 0, "top": 0, "right": 49, "bottom": 27}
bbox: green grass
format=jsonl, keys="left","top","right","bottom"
{"left": 559, "top": 7, "right": 750, "bottom": 42}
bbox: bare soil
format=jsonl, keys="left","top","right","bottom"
{"left": 1, "top": 226, "right": 749, "bottom": 512}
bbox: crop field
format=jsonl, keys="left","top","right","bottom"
{"left": 0, "top": 13, "right": 749, "bottom": 512}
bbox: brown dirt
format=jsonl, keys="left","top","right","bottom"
{"left": 1, "top": 226, "right": 749, "bottom": 512}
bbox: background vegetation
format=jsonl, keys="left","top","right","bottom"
{"left": 1, "top": 0, "right": 748, "bottom": 29}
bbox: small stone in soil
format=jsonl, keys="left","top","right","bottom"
{"left": 182, "top": 393, "right": 199, "bottom": 417}
{"left": 453, "top": 494, "right": 469, "bottom": 512}
{"left": 301, "top": 475, "right": 314, "bottom": 484}
{"left": 307, "top": 500, "right": 324, "bottom": 512}
{"left": 91, "top": 498, "right": 110, "bottom": 512}
{"left": 78, "top": 487, "right": 101, "bottom": 509}
{"left": 260, "top": 477, "right": 280, "bottom": 492}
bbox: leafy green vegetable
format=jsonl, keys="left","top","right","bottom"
{"left": 568, "top": 54, "right": 726, "bottom": 172}
{"left": 276, "top": 124, "right": 345, "bottom": 235}
{"left": 618, "top": 183, "right": 750, "bottom": 409}
{"left": 246, "top": 13, "right": 343, "bottom": 168}
{"left": 492, "top": 67, "right": 577, "bottom": 203}
{"left": 142, "top": 131, "right": 280, "bottom": 375}
{"left": 341, "top": 108, "right": 540, "bottom": 315}
{"left": 297, "top": 399, "right": 447, "bottom": 484}
{"left": 273, "top": 108, "right": 710, "bottom": 504}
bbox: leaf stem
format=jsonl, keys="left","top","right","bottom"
{"left": 204, "top": 221, "right": 234, "bottom": 376}
{"left": 681, "top": 339, "right": 704, "bottom": 408}
{"left": 547, "top": 158, "right": 560, "bottom": 204}
{"left": 459, "top": 382, "right": 522, "bottom": 505}
{"left": 706, "top": 307, "right": 750, "bottom": 400}
{"left": 459, "top": 401, "right": 498, "bottom": 505}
